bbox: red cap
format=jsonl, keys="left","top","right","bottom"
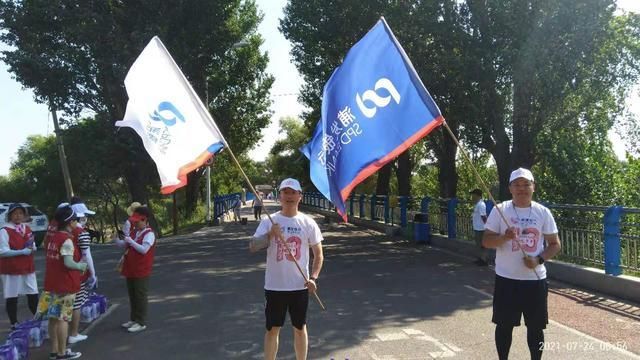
{"left": 129, "top": 213, "right": 147, "bottom": 224}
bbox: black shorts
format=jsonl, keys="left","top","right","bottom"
{"left": 492, "top": 275, "right": 548, "bottom": 329}
{"left": 265, "top": 289, "right": 309, "bottom": 330}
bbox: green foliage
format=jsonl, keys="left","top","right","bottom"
{"left": 266, "top": 116, "right": 310, "bottom": 188}
{"left": 0, "top": 0, "right": 274, "bottom": 212}
{"left": 412, "top": 152, "right": 498, "bottom": 200}
{"left": 281, "top": 0, "right": 640, "bottom": 205}
{"left": 2, "top": 135, "right": 66, "bottom": 213}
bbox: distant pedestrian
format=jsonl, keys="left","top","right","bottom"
{"left": 470, "top": 189, "right": 488, "bottom": 266}
{"left": 250, "top": 178, "right": 324, "bottom": 360}
{"left": 37, "top": 205, "right": 87, "bottom": 360}
{"left": 0, "top": 203, "right": 38, "bottom": 329}
{"left": 122, "top": 202, "right": 143, "bottom": 236}
{"left": 231, "top": 195, "right": 241, "bottom": 223}
{"left": 252, "top": 194, "right": 263, "bottom": 221}
{"left": 116, "top": 206, "right": 156, "bottom": 333}
{"left": 482, "top": 168, "right": 562, "bottom": 360}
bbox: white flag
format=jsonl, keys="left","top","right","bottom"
{"left": 116, "top": 36, "right": 225, "bottom": 194}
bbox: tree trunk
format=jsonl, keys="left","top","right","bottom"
{"left": 396, "top": 152, "right": 411, "bottom": 197}
{"left": 438, "top": 129, "right": 458, "bottom": 198}
{"left": 375, "top": 162, "right": 392, "bottom": 196}
{"left": 184, "top": 170, "right": 205, "bottom": 217}
{"left": 511, "top": 71, "right": 536, "bottom": 171}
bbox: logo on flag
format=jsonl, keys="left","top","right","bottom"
{"left": 116, "top": 36, "right": 226, "bottom": 194}
{"left": 301, "top": 18, "right": 444, "bottom": 221}
{"left": 150, "top": 101, "right": 185, "bottom": 127}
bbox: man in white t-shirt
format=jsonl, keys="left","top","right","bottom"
{"left": 470, "top": 188, "right": 488, "bottom": 266}
{"left": 250, "top": 178, "right": 324, "bottom": 360}
{"left": 482, "top": 168, "right": 561, "bottom": 360}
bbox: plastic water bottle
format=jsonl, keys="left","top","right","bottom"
{"left": 80, "top": 305, "right": 91, "bottom": 323}
{"left": 30, "top": 326, "right": 42, "bottom": 347}
{"left": 39, "top": 320, "right": 48, "bottom": 340}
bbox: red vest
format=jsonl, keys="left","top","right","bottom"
{"left": 44, "top": 231, "right": 81, "bottom": 294}
{"left": 121, "top": 227, "right": 155, "bottom": 278}
{"left": 72, "top": 226, "right": 89, "bottom": 282}
{"left": 0, "top": 226, "right": 35, "bottom": 275}
{"left": 43, "top": 220, "right": 58, "bottom": 249}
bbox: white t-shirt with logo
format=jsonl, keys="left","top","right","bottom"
{"left": 253, "top": 211, "right": 323, "bottom": 291}
{"left": 485, "top": 200, "right": 558, "bottom": 280}
{"left": 472, "top": 200, "right": 487, "bottom": 231}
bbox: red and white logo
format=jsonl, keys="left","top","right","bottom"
{"left": 277, "top": 236, "right": 302, "bottom": 262}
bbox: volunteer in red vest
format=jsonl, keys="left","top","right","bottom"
{"left": 68, "top": 197, "right": 98, "bottom": 344}
{"left": 115, "top": 206, "right": 155, "bottom": 333}
{"left": 37, "top": 205, "right": 87, "bottom": 360}
{"left": 0, "top": 203, "right": 38, "bottom": 328}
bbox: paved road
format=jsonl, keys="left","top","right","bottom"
{"left": 5, "top": 200, "right": 640, "bottom": 359}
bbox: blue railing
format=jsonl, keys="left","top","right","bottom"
{"left": 301, "top": 192, "right": 640, "bottom": 276}
{"left": 213, "top": 193, "right": 241, "bottom": 219}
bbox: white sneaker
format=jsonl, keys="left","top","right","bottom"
{"left": 127, "top": 323, "right": 147, "bottom": 333}
{"left": 68, "top": 334, "right": 88, "bottom": 344}
{"left": 121, "top": 321, "right": 135, "bottom": 329}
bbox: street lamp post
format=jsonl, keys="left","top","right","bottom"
{"left": 204, "top": 39, "right": 250, "bottom": 226}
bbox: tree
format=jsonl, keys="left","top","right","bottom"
{"left": 281, "top": 0, "right": 640, "bottom": 203}
{"left": 463, "top": 1, "right": 640, "bottom": 199}
{"left": 266, "top": 116, "right": 309, "bottom": 188}
{"left": 0, "top": 0, "right": 273, "bottom": 215}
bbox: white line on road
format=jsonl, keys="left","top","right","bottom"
{"left": 463, "top": 285, "right": 640, "bottom": 359}
{"left": 80, "top": 303, "right": 120, "bottom": 336}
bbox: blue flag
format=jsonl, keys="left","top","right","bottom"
{"left": 301, "top": 17, "right": 444, "bottom": 221}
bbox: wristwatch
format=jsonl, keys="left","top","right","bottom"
{"left": 309, "top": 276, "right": 318, "bottom": 284}
{"left": 537, "top": 256, "right": 545, "bottom": 265}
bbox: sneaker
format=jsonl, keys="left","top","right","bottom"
{"left": 127, "top": 323, "right": 147, "bottom": 333}
{"left": 121, "top": 321, "right": 135, "bottom": 328}
{"left": 56, "top": 350, "right": 82, "bottom": 359}
{"left": 68, "top": 333, "right": 88, "bottom": 344}
{"left": 49, "top": 353, "right": 57, "bottom": 360}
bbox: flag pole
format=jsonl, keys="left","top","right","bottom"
{"left": 155, "top": 38, "right": 326, "bottom": 309}
{"left": 441, "top": 121, "right": 540, "bottom": 279}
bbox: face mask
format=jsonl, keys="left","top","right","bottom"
{"left": 80, "top": 218, "right": 88, "bottom": 226}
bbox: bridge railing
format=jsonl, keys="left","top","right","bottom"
{"left": 213, "top": 193, "right": 241, "bottom": 219}
{"left": 301, "top": 192, "right": 640, "bottom": 276}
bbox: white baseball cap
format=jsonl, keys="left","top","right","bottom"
{"left": 509, "top": 168, "right": 535, "bottom": 183}
{"left": 70, "top": 202, "right": 96, "bottom": 217}
{"left": 279, "top": 178, "right": 302, "bottom": 192}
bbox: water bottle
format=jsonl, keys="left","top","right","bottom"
{"left": 91, "top": 301, "right": 99, "bottom": 320}
{"left": 30, "top": 326, "right": 42, "bottom": 347}
{"left": 39, "top": 320, "right": 49, "bottom": 340}
{"left": 80, "top": 305, "right": 91, "bottom": 323}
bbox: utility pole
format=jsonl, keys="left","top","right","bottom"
{"left": 50, "top": 106, "right": 74, "bottom": 200}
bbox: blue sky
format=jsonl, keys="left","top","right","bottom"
{"left": 0, "top": 0, "right": 638, "bottom": 176}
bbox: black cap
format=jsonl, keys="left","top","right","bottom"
{"left": 6, "top": 203, "right": 26, "bottom": 221}
{"left": 469, "top": 189, "right": 482, "bottom": 196}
